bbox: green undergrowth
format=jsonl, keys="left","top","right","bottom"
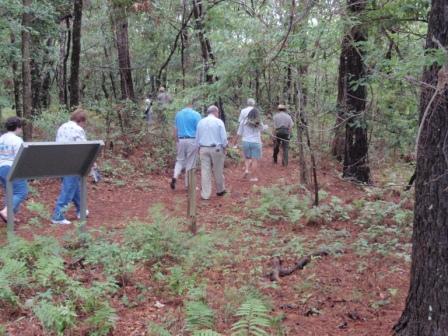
{"left": 247, "top": 185, "right": 352, "bottom": 226}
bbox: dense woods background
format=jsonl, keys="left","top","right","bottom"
{"left": 1, "top": 0, "right": 448, "bottom": 335}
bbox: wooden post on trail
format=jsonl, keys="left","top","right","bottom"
{"left": 187, "top": 169, "right": 197, "bottom": 234}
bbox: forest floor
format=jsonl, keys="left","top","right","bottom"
{"left": 0, "top": 143, "right": 413, "bottom": 336}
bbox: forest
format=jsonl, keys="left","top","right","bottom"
{"left": 0, "top": 0, "right": 447, "bottom": 335}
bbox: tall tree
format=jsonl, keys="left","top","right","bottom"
{"left": 69, "top": 0, "right": 83, "bottom": 108}
{"left": 335, "top": 0, "right": 370, "bottom": 182}
{"left": 21, "top": 0, "right": 33, "bottom": 140}
{"left": 110, "top": 2, "right": 135, "bottom": 101}
{"left": 191, "top": 0, "right": 226, "bottom": 122}
{"left": 394, "top": 1, "right": 448, "bottom": 334}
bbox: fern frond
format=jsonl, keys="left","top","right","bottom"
{"left": 231, "top": 298, "right": 271, "bottom": 336}
{"left": 193, "top": 330, "right": 222, "bottom": 336}
{"left": 186, "top": 301, "right": 215, "bottom": 332}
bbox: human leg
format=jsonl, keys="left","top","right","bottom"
{"left": 211, "top": 147, "right": 226, "bottom": 194}
{"left": 172, "top": 140, "right": 187, "bottom": 189}
{"left": 200, "top": 148, "right": 213, "bottom": 200}
{"left": 280, "top": 133, "right": 290, "bottom": 166}
{"left": 12, "top": 179, "right": 28, "bottom": 213}
{"left": 273, "top": 135, "right": 280, "bottom": 163}
{"left": 52, "top": 176, "right": 80, "bottom": 222}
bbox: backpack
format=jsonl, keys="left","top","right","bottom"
{"left": 246, "top": 108, "right": 260, "bottom": 128}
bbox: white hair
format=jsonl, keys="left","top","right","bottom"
{"left": 207, "top": 105, "right": 219, "bottom": 115}
{"left": 247, "top": 98, "right": 256, "bottom": 106}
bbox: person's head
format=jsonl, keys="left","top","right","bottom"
{"left": 5, "top": 116, "right": 22, "bottom": 134}
{"left": 159, "top": 86, "right": 166, "bottom": 93}
{"left": 247, "top": 108, "right": 261, "bottom": 128}
{"left": 70, "top": 108, "right": 87, "bottom": 127}
{"left": 247, "top": 98, "right": 256, "bottom": 107}
{"left": 277, "top": 104, "right": 287, "bottom": 111}
{"left": 207, "top": 105, "right": 220, "bottom": 117}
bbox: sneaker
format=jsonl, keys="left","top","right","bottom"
{"left": 76, "top": 210, "right": 89, "bottom": 220}
{"left": 216, "top": 190, "right": 227, "bottom": 196}
{"left": 170, "top": 178, "right": 177, "bottom": 190}
{"left": 51, "top": 219, "right": 72, "bottom": 225}
{"left": 250, "top": 177, "right": 259, "bottom": 182}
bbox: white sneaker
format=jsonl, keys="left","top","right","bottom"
{"left": 76, "top": 210, "right": 89, "bottom": 219}
{"left": 51, "top": 219, "right": 72, "bottom": 225}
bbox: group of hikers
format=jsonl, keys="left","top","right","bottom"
{"left": 0, "top": 97, "right": 294, "bottom": 225}
{"left": 0, "top": 109, "right": 91, "bottom": 225}
{"left": 171, "top": 98, "right": 293, "bottom": 200}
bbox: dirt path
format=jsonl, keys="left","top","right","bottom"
{"left": 0, "top": 146, "right": 410, "bottom": 335}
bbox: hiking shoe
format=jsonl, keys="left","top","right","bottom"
{"left": 51, "top": 219, "right": 72, "bottom": 225}
{"left": 76, "top": 210, "right": 89, "bottom": 219}
{"left": 217, "top": 191, "right": 227, "bottom": 196}
{"left": 170, "top": 178, "right": 177, "bottom": 190}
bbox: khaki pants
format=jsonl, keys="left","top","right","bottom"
{"left": 199, "top": 147, "right": 225, "bottom": 199}
{"left": 174, "top": 139, "right": 198, "bottom": 187}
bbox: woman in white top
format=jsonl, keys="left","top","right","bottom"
{"left": 0, "top": 117, "right": 28, "bottom": 222}
{"left": 234, "top": 108, "right": 267, "bottom": 182}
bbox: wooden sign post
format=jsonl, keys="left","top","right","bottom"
{"left": 187, "top": 169, "right": 197, "bottom": 234}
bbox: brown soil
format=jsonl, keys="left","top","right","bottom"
{"left": 0, "top": 146, "right": 410, "bottom": 336}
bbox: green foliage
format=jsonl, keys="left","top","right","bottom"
{"left": 85, "top": 302, "right": 117, "bottom": 336}
{"left": 32, "top": 108, "right": 70, "bottom": 140}
{"left": 231, "top": 298, "right": 271, "bottom": 336}
{"left": 185, "top": 301, "right": 215, "bottom": 332}
{"left": 250, "top": 185, "right": 310, "bottom": 224}
{"left": 193, "top": 330, "right": 223, "bottom": 336}
{"left": 33, "top": 300, "right": 77, "bottom": 335}
{"left": 147, "top": 323, "right": 172, "bottom": 336}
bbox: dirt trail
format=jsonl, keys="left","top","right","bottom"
{"left": 0, "top": 146, "right": 409, "bottom": 336}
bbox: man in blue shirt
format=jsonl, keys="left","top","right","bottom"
{"left": 171, "top": 101, "right": 202, "bottom": 190}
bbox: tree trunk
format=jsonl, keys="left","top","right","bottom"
{"left": 296, "top": 66, "right": 309, "bottom": 185}
{"left": 10, "top": 33, "right": 21, "bottom": 117}
{"left": 69, "top": 0, "right": 83, "bottom": 108}
{"left": 394, "top": 1, "right": 448, "bottom": 335}
{"left": 111, "top": 5, "right": 135, "bottom": 101}
{"left": 337, "top": 0, "right": 370, "bottom": 183}
{"left": 21, "top": 0, "right": 33, "bottom": 140}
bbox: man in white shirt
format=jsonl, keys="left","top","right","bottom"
{"left": 0, "top": 117, "right": 27, "bottom": 222}
{"left": 196, "top": 105, "right": 228, "bottom": 200}
{"left": 238, "top": 98, "right": 256, "bottom": 123}
{"left": 51, "top": 109, "right": 88, "bottom": 225}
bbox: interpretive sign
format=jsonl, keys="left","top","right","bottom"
{"left": 6, "top": 141, "right": 104, "bottom": 234}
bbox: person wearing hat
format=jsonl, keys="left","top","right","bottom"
{"left": 273, "top": 104, "right": 293, "bottom": 166}
{"left": 0, "top": 117, "right": 28, "bottom": 222}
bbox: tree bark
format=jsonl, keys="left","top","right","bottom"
{"left": 69, "top": 0, "right": 83, "bottom": 108}
{"left": 394, "top": 1, "right": 448, "bottom": 335}
{"left": 111, "top": 5, "right": 135, "bottom": 101}
{"left": 337, "top": 0, "right": 370, "bottom": 183}
{"left": 10, "top": 33, "right": 21, "bottom": 117}
{"left": 21, "top": 0, "right": 33, "bottom": 140}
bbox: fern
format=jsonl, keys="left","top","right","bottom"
{"left": 185, "top": 301, "right": 215, "bottom": 332}
{"left": 33, "top": 300, "right": 77, "bottom": 335}
{"left": 147, "top": 323, "right": 172, "bottom": 336}
{"left": 231, "top": 298, "right": 271, "bottom": 336}
{"left": 85, "top": 302, "right": 117, "bottom": 336}
{"left": 193, "top": 330, "right": 222, "bottom": 336}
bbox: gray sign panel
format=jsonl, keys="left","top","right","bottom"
{"left": 8, "top": 141, "right": 103, "bottom": 180}
{"left": 6, "top": 141, "right": 104, "bottom": 236}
